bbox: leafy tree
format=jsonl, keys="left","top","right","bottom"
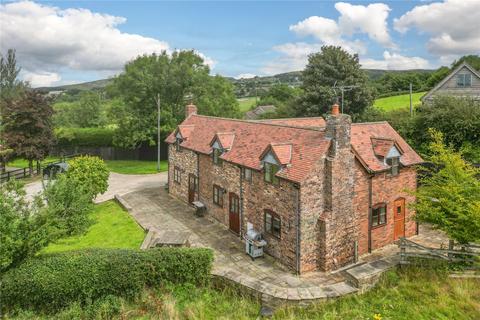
{"left": 0, "top": 49, "right": 25, "bottom": 100}
{"left": 109, "top": 51, "right": 240, "bottom": 149}
{"left": 66, "top": 156, "right": 109, "bottom": 200}
{"left": 293, "top": 46, "right": 374, "bottom": 117}
{"left": 2, "top": 90, "right": 55, "bottom": 174}
{"left": 451, "top": 54, "right": 480, "bottom": 71}
{"left": 53, "top": 92, "right": 106, "bottom": 128}
{"left": 414, "top": 97, "right": 480, "bottom": 153}
{"left": 426, "top": 66, "right": 450, "bottom": 88}
{"left": 411, "top": 130, "right": 480, "bottom": 244}
{"left": 0, "top": 177, "right": 93, "bottom": 273}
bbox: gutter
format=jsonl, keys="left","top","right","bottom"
{"left": 239, "top": 166, "right": 244, "bottom": 239}
{"left": 196, "top": 152, "right": 200, "bottom": 201}
{"left": 294, "top": 183, "right": 301, "bottom": 275}
{"left": 368, "top": 173, "right": 373, "bottom": 253}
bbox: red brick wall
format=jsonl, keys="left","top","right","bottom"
{"left": 168, "top": 144, "right": 198, "bottom": 203}
{"left": 353, "top": 160, "right": 417, "bottom": 256}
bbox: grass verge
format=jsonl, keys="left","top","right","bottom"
{"left": 104, "top": 160, "right": 167, "bottom": 174}
{"left": 42, "top": 200, "right": 145, "bottom": 254}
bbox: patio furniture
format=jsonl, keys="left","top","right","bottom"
{"left": 153, "top": 230, "right": 191, "bottom": 248}
{"left": 192, "top": 201, "right": 206, "bottom": 217}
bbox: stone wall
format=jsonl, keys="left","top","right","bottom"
{"left": 353, "top": 161, "right": 417, "bottom": 256}
{"left": 168, "top": 144, "right": 198, "bottom": 203}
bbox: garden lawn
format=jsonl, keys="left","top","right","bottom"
{"left": 104, "top": 160, "right": 167, "bottom": 174}
{"left": 374, "top": 91, "right": 426, "bottom": 111}
{"left": 238, "top": 97, "right": 258, "bottom": 112}
{"left": 42, "top": 201, "right": 145, "bottom": 254}
{"left": 7, "top": 156, "right": 58, "bottom": 168}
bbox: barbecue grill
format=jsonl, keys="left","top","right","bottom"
{"left": 244, "top": 223, "right": 267, "bottom": 259}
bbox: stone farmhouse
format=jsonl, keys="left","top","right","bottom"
{"left": 422, "top": 62, "right": 480, "bottom": 102}
{"left": 165, "top": 103, "right": 423, "bottom": 273}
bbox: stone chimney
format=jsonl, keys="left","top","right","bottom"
{"left": 322, "top": 103, "right": 356, "bottom": 272}
{"left": 185, "top": 103, "right": 197, "bottom": 118}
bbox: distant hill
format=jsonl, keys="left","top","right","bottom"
{"left": 38, "top": 69, "right": 434, "bottom": 97}
{"left": 37, "top": 79, "right": 113, "bottom": 92}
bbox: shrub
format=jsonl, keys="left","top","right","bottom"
{"left": 55, "top": 127, "right": 114, "bottom": 147}
{"left": 66, "top": 155, "right": 109, "bottom": 200}
{"left": 0, "top": 248, "right": 214, "bottom": 312}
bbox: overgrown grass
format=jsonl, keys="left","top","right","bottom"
{"left": 374, "top": 91, "right": 426, "bottom": 111}
{"left": 42, "top": 201, "right": 145, "bottom": 254}
{"left": 9, "top": 266, "right": 479, "bottom": 319}
{"left": 238, "top": 97, "right": 258, "bottom": 112}
{"left": 104, "top": 160, "right": 167, "bottom": 174}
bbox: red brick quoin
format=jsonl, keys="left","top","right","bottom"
{"left": 166, "top": 103, "right": 423, "bottom": 274}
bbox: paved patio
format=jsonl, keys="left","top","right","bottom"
{"left": 120, "top": 186, "right": 448, "bottom": 305}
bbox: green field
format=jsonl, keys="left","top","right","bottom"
{"left": 238, "top": 97, "right": 258, "bottom": 112}
{"left": 105, "top": 160, "right": 167, "bottom": 174}
{"left": 374, "top": 92, "right": 426, "bottom": 111}
{"left": 7, "top": 156, "right": 58, "bottom": 168}
{"left": 42, "top": 201, "right": 145, "bottom": 254}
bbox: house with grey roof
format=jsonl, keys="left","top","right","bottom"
{"left": 422, "top": 62, "right": 480, "bottom": 103}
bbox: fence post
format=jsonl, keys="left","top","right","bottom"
{"left": 7, "top": 171, "right": 10, "bottom": 181}
{"left": 36, "top": 161, "right": 40, "bottom": 175}
{"left": 400, "top": 237, "right": 406, "bottom": 267}
{"left": 448, "top": 240, "right": 454, "bottom": 261}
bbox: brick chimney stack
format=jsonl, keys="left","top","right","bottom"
{"left": 185, "top": 103, "right": 197, "bottom": 118}
{"left": 322, "top": 103, "right": 356, "bottom": 271}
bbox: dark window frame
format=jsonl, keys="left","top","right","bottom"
{"left": 242, "top": 167, "right": 252, "bottom": 182}
{"left": 175, "top": 138, "right": 182, "bottom": 152}
{"left": 372, "top": 203, "right": 387, "bottom": 228}
{"left": 212, "top": 148, "right": 223, "bottom": 166}
{"left": 264, "top": 162, "right": 280, "bottom": 185}
{"left": 173, "top": 166, "right": 181, "bottom": 184}
{"left": 213, "top": 184, "right": 224, "bottom": 207}
{"left": 264, "top": 209, "right": 281, "bottom": 238}
{"left": 386, "top": 156, "right": 400, "bottom": 176}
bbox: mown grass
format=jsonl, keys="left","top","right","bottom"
{"left": 374, "top": 92, "right": 426, "bottom": 111}
{"left": 104, "top": 160, "right": 168, "bottom": 174}
{"left": 7, "top": 156, "right": 58, "bottom": 168}
{"left": 238, "top": 97, "right": 258, "bottom": 112}
{"left": 10, "top": 266, "right": 479, "bottom": 319}
{"left": 42, "top": 201, "right": 145, "bottom": 254}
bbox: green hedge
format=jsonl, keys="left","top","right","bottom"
{"left": 0, "top": 248, "right": 213, "bottom": 312}
{"left": 55, "top": 127, "right": 115, "bottom": 147}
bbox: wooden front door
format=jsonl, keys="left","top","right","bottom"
{"left": 229, "top": 192, "right": 240, "bottom": 234}
{"left": 188, "top": 174, "right": 197, "bottom": 205}
{"left": 394, "top": 198, "right": 406, "bottom": 240}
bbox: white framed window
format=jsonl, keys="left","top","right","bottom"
{"left": 457, "top": 74, "right": 472, "bottom": 87}
{"left": 386, "top": 157, "right": 399, "bottom": 176}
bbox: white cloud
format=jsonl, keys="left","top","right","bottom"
{"left": 235, "top": 73, "right": 257, "bottom": 79}
{"left": 261, "top": 42, "right": 324, "bottom": 75}
{"left": 22, "top": 71, "right": 62, "bottom": 87}
{"left": 0, "top": 1, "right": 214, "bottom": 86}
{"left": 394, "top": 0, "right": 480, "bottom": 56}
{"left": 361, "top": 51, "right": 431, "bottom": 70}
{"left": 336, "top": 2, "right": 394, "bottom": 47}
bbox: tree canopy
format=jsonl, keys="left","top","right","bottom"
{"left": 108, "top": 50, "right": 240, "bottom": 149}
{"left": 411, "top": 130, "right": 480, "bottom": 244}
{"left": 292, "top": 46, "right": 374, "bottom": 117}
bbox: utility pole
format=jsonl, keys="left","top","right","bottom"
{"left": 409, "top": 83, "right": 413, "bottom": 116}
{"left": 333, "top": 82, "right": 358, "bottom": 113}
{"left": 156, "top": 93, "right": 161, "bottom": 172}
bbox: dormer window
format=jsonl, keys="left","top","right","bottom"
{"left": 457, "top": 74, "right": 472, "bottom": 87}
{"left": 264, "top": 162, "right": 279, "bottom": 184}
{"left": 175, "top": 138, "right": 182, "bottom": 151}
{"left": 213, "top": 148, "right": 223, "bottom": 166}
{"left": 386, "top": 156, "right": 399, "bottom": 176}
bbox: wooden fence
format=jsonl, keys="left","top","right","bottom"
{"left": 0, "top": 154, "right": 79, "bottom": 183}
{"left": 399, "top": 237, "right": 480, "bottom": 268}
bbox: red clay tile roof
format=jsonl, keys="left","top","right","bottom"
{"left": 351, "top": 122, "right": 423, "bottom": 172}
{"left": 250, "top": 117, "right": 326, "bottom": 129}
{"left": 166, "top": 115, "right": 423, "bottom": 181}
{"left": 260, "top": 143, "right": 293, "bottom": 165}
{"left": 177, "top": 125, "right": 195, "bottom": 140}
{"left": 166, "top": 115, "right": 330, "bottom": 183}
{"left": 211, "top": 132, "right": 236, "bottom": 150}
{"left": 371, "top": 137, "right": 395, "bottom": 158}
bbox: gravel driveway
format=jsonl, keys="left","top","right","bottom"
{"left": 23, "top": 172, "right": 167, "bottom": 203}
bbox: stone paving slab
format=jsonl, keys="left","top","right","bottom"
{"left": 119, "top": 186, "right": 446, "bottom": 306}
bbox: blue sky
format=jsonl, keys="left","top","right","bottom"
{"left": 1, "top": 0, "right": 479, "bottom": 86}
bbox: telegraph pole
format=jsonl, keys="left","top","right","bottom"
{"left": 156, "top": 93, "right": 161, "bottom": 172}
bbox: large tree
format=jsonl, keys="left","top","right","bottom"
{"left": 411, "top": 130, "right": 480, "bottom": 244}
{"left": 109, "top": 50, "right": 240, "bottom": 149}
{"left": 293, "top": 46, "right": 374, "bottom": 117}
{"left": 0, "top": 49, "right": 25, "bottom": 99}
{"left": 2, "top": 91, "right": 55, "bottom": 173}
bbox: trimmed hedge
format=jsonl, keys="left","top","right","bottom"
{"left": 55, "top": 127, "right": 115, "bottom": 147}
{"left": 0, "top": 248, "right": 213, "bottom": 312}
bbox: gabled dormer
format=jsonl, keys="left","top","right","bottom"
{"left": 210, "top": 132, "right": 235, "bottom": 165}
{"left": 260, "top": 143, "right": 292, "bottom": 184}
{"left": 371, "top": 137, "right": 403, "bottom": 175}
{"left": 174, "top": 125, "right": 195, "bottom": 151}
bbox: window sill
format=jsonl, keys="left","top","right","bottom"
{"left": 371, "top": 223, "right": 387, "bottom": 230}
